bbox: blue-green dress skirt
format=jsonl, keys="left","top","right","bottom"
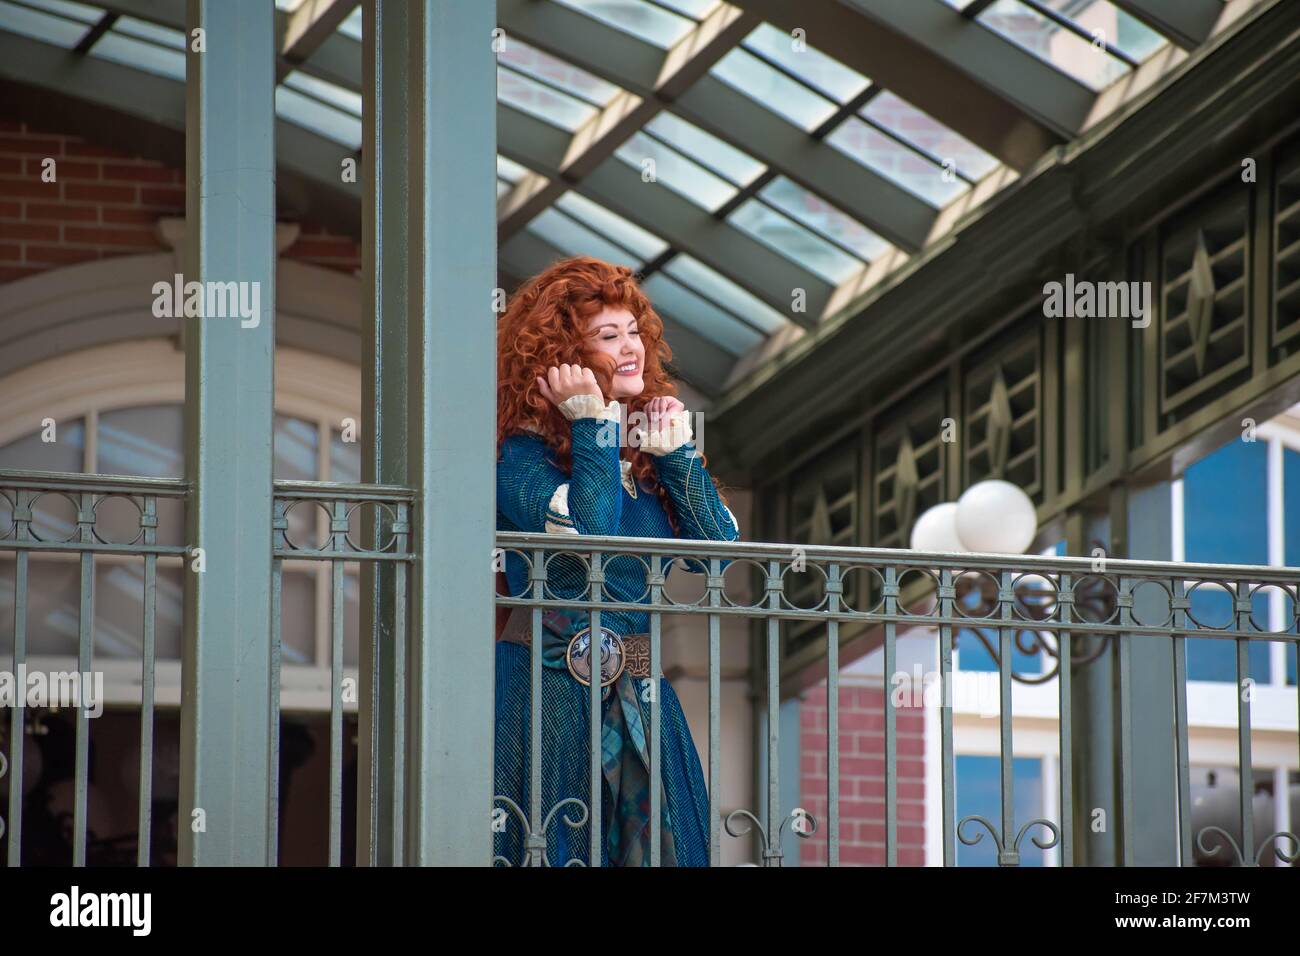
{"left": 493, "top": 640, "right": 712, "bottom": 866}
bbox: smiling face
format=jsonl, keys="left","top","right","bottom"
{"left": 585, "top": 306, "right": 646, "bottom": 399}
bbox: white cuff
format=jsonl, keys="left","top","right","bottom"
{"left": 637, "top": 409, "right": 693, "bottom": 457}
{"left": 558, "top": 395, "right": 620, "bottom": 422}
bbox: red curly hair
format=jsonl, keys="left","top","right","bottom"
{"left": 497, "top": 255, "right": 715, "bottom": 531}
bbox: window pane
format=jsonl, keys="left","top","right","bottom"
{"left": 728, "top": 198, "right": 861, "bottom": 284}
{"left": 330, "top": 428, "right": 361, "bottom": 484}
{"left": 955, "top": 755, "right": 1046, "bottom": 866}
{"left": 977, "top": 0, "right": 1129, "bottom": 91}
{"left": 0, "top": 418, "right": 85, "bottom": 472}
{"left": 1035, "top": 0, "right": 1166, "bottom": 62}
{"left": 827, "top": 116, "right": 964, "bottom": 206}
{"left": 98, "top": 404, "right": 185, "bottom": 547}
{"left": 640, "top": 273, "right": 764, "bottom": 355}
{"left": 710, "top": 47, "right": 837, "bottom": 131}
{"left": 552, "top": 0, "right": 694, "bottom": 48}
{"left": 643, "top": 112, "right": 764, "bottom": 188}
{"left": 498, "top": 67, "right": 599, "bottom": 131}
{"left": 861, "top": 91, "right": 999, "bottom": 182}
{"left": 661, "top": 254, "right": 788, "bottom": 334}
{"left": 498, "top": 38, "right": 621, "bottom": 106}
{"left": 276, "top": 87, "right": 362, "bottom": 149}
{"left": 742, "top": 22, "right": 869, "bottom": 103}
{"left": 614, "top": 132, "right": 737, "bottom": 211}
{"left": 759, "top": 176, "right": 888, "bottom": 262}
{"left": 555, "top": 191, "right": 668, "bottom": 261}
{"left": 525, "top": 206, "right": 645, "bottom": 270}
{"left": 1184, "top": 440, "right": 1267, "bottom": 565}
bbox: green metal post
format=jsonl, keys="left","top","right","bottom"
{"left": 404, "top": 0, "right": 497, "bottom": 865}
{"left": 178, "top": 0, "right": 277, "bottom": 866}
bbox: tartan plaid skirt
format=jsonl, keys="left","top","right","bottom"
{"left": 492, "top": 640, "right": 712, "bottom": 866}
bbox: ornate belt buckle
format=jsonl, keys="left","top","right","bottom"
{"left": 566, "top": 625, "right": 626, "bottom": 688}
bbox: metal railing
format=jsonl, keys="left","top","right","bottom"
{"left": 0, "top": 469, "right": 415, "bottom": 866}
{"left": 3, "top": 469, "right": 1298, "bottom": 866}
{"left": 493, "top": 531, "right": 1300, "bottom": 867}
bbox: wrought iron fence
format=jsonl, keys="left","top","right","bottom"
{"left": 493, "top": 531, "right": 1300, "bottom": 867}
{"left": 2, "top": 469, "right": 1297, "bottom": 866}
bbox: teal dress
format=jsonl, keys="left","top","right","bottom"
{"left": 493, "top": 406, "right": 738, "bottom": 866}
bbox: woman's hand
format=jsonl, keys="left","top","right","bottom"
{"left": 644, "top": 395, "right": 686, "bottom": 433}
{"left": 537, "top": 364, "right": 604, "bottom": 407}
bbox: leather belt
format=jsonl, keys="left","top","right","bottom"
{"left": 498, "top": 607, "right": 651, "bottom": 684}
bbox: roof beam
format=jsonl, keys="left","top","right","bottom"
{"left": 279, "top": 0, "right": 359, "bottom": 77}
{"left": 497, "top": 102, "right": 835, "bottom": 326}
{"left": 498, "top": 0, "right": 934, "bottom": 253}
{"left": 496, "top": 1, "right": 756, "bottom": 243}
{"left": 1110, "top": 0, "right": 1222, "bottom": 50}
{"left": 501, "top": 232, "right": 734, "bottom": 397}
{"left": 729, "top": 0, "right": 1093, "bottom": 171}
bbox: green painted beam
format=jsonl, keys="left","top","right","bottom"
{"left": 178, "top": 0, "right": 277, "bottom": 867}
{"left": 404, "top": 0, "right": 498, "bottom": 865}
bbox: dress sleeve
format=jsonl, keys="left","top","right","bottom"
{"left": 650, "top": 445, "right": 740, "bottom": 543}
{"left": 497, "top": 400, "right": 625, "bottom": 536}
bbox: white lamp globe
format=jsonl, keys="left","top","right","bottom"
{"left": 909, "top": 502, "right": 968, "bottom": 553}
{"left": 954, "top": 480, "right": 1037, "bottom": 554}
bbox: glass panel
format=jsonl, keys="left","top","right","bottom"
{"left": 93, "top": 32, "right": 186, "bottom": 81}
{"left": 498, "top": 37, "right": 621, "bottom": 105}
{"left": 93, "top": 561, "right": 183, "bottom": 660}
{"left": 641, "top": 273, "right": 765, "bottom": 355}
{"left": 956, "top": 627, "right": 1042, "bottom": 674}
{"left": 552, "top": 0, "right": 695, "bottom": 48}
{"left": 655, "top": 0, "right": 720, "bottom": 17}
{"left": 614, "top": 132, "right": 737, "bottom": 211}
{"left": 17, "top": 0, "right": 100, "bottom": 22}
{"left": 661, "top": 254, "right": 788, "bottom": 334}
{"left": 759, "top": 176, "right": 888, "bottom": 262}
{"left": 977, "top": 0, "right": 1129, "bottom": 90}
{"left": 0, "top": 0, "right": 96, "bottom": 47}
{"left": 338, "top": 5, "right": 361, "bottom": 40}
{"left": 498, "top": 66, "right": 598, "bottom": 131}
{"left": 497, "top": 154, "right": 530, "bottom": 183}
{"left": 710, "top": 47, "right": 837, "bottom": 130}
{"left": 284, "top": 70, "right": 363, "bottom": 117}
{"left": 114, "top": 15, "right": 185, "bottom": 49}
{"left": 525, "top": 206, "right": 645, "bottom": 269}
{"left": 1286, "top": 447, "right": 1300, "bottom": 568}
{"left": 275, "top": 87, "right": 362, "bottom": 148}
{"left": 862, "top": 91, "right": 999, "bottom": 182}
{"left": 98, "top": 404, "right": 183, "bottom": 479}
{"left": 827, "top": 116, "right": 963, "bottom": 206}
{"left": 344, "top": 569, "right": 359, "bottom": 668}
{"left": 330, "top": 428, "right": 360, "bottom": 484}
{"left": 741, "top": 22, "right": 870, "bottom": 103}
{"left": 497, "top": 179, "right": 512, "bottom": 199}
{"left": 643, "top": 112, "right": 764, "bottom": 187}
{"left": 555, "top": 190, "right": 669, "bottom": 261}
{"left": 0, "top": 418, "right": 85, "bottom": 472}
{"left": 0, "top": 559, "right": 79, "bottom": 656}
{"left": 728, "top": 198, "right": 862, "bottom": 284}
{"left": 279, "top": 569, "right": 316, "bottom": 667}
{"left": 1035, "top": 0, "right": 1166, "bottom": 62}
{"left": 276, "top": 414, "right": 320, "bottom": 551}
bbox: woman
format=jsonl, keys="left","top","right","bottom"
{"left": 494, "top": 255, "right": 739, "bottom": 867}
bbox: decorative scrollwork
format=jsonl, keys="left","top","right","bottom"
{"left": 1196, "top": 825, "right": 1300, "bottom": 866}
{"left": 724, "top": 806, "right": 818, "bottom": 867}
{"left": 957, "top": 814, "right": 1060, "bottom": 866}
{"left": 492, "top": 794, "right": 590, "bottom": 867}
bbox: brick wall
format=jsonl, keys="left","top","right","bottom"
{"left": 0, "top": 109, "right": 360, "bottom": 284}
{"left": 800, "top": 681, "right": 927, "bottom": 866}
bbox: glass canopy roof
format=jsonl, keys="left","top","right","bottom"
{"left": 0, "top": 0, "right": 1226, "bottom": 397}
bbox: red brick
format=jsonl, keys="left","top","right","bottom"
{"left": 26, "top": 157, "right": 98, "bottom": 179}
{"left": 0, "top": 200, "right": 20, "bottom": 218}
{"left": 102, "top": 163, "right": 175, "bottom": 183}
{"left": 63, "top": 225, "right": 157, "bottom": 247}
{"left": 64, "top": 141, "right": 125, "bottom": 159}
{"left": 0, "top": 177, "right": 52, "bottom": 199}
{"left": 3, "top": 222, "right": 58, "bottom": 241}
{"left": 26, "top": 203, "right": 98, "bottom": 223}
{"left": 101, "top": 207, "right": 158, "bottom": 225}
{"left": 139, "top": 187, "right": 184, "bottom": 208}
{"left": 24, "top": 245, "right": 99, "bottom": 265}
{"left": 64, "top": 182, "right": 136, "bottom": 203}
{"left": 0, "top": 120, "right": 22, "bottom": 132}
{"left": 0, "top": 157, "right": 21, "bottom": 175}
{"left": 0, "top": 135, "right": 63, "bottom": 155}
{"left": 0, "top": 242, "right": 20, "bottom": 260}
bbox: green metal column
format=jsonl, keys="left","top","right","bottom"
{"left": 179, "top": 0, "right": 277, "bottom": 866}
{"left": 404, "top": 0, "right": 498, "bottom": 865}
{"left": 1065, "top": 508, "right": 1119, "bottom": 866}
{"left": 357, "top": 0, "right": 413, "bottom": 868}
{"left": 1118, "top": 480, "right": 1180, "bottom": 864}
